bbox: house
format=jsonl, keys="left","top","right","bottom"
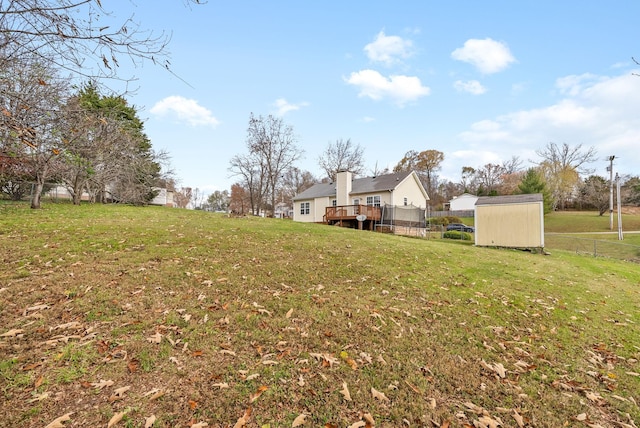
{"left": 448, "top": 193, "right": 478, "bottom": 211}
{"left": 474, "top": 194, "right": 544, "bottom": 249}
{"left": 292, "top": 170, "right": 429, "bottom": 228}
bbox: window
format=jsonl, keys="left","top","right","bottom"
{"left": 300, "top": 202, "right": 310, "bottom": 215}
{"left": 353, "top": 198, "right": 360, "bottom": 205}
{"left": 331, "top": 199, "right": 337, "bottom": 207}
{"left": 366, "top": 195, "right": 381, "bottom": 207}
{"left": 404, "top": 197, "right": 408, "bottom": 206}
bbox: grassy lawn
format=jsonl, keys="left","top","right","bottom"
{"left": 1, "top": 202, "right": 639, "bottom": 427}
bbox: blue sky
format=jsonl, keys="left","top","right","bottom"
{"left": 113, "top": 1, "right": 640, "bottom": 195}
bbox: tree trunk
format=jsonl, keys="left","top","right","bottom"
{"left": 30, "top": 165, "right": 49, "bottom": 209}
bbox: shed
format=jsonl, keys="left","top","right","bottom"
{"left": 474, "top": 194, "right": 544, "bottom": 248}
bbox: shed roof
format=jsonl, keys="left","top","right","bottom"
{"left": 293, "top": 170, "right": 414, "bottom": 201}
{"left": 475, "top": 194, "right": 543, "bottom": 206}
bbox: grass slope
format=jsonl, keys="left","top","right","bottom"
{"left": 1, "top": 203, "right": 639, "bottom": 427}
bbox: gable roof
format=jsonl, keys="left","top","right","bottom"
{"left": 293, "top": 170, "right": 415, "bottom": 201}
{"left": 475, "top": 193, "right": 543, "bottom": 206}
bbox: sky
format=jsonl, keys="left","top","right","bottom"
{"left": 109, "top": 1, "right": 640, "bottom": 196}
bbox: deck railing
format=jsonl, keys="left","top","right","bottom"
{"left": 325, "top": 204, "right": 381, "bottom": 222}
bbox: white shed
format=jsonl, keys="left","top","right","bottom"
{"left": 474, "top": 194, "right": 544, "bottom": 249}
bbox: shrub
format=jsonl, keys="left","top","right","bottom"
{"left": 429, "top": 216, "right": 462, "bottom": 226}
{"left": 443, "top": 230, "right": 472, "bottom": 241}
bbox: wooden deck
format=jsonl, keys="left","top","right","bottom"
{"left": 324, "top": 205, "right": 381, "bottom": 230}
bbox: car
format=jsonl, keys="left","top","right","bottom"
{"left": 446, "top": 223, "right": 475, "bottom": 233}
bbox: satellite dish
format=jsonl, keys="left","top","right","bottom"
{"left": 356, "top": 214, "right": 367, "bottom": 222}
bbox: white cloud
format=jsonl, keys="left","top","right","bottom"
{"left": 454, "top": 72, "right": 640, "bottom": 177}
{"left": 454, "top": 79, "right": 487, "bottom": 95}
{"left": 273, "top": 98, "right": 309, "bottom": 116}
{"left": 150, "top": 96, "right": 219, "bottom": 127}
{"left": 555, "top": 73, "right": 601, "bottom": 96}
{"left": 364, "top": 31, "right": 414, "bottom": 66}
{"left": 345, "top": 69, "right": 430, "bottom": 106}
{"left": 451, "top": 38, "right": 516, "bottom": 74}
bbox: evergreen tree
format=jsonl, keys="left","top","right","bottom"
{"left": 517, "top": 168, "right": 553, "bottom": 214}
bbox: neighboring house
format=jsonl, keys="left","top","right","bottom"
{"left": 150, "top": 188, "right": 175, "bottom": 207}
{"left": 474, "top": 194, "right": 544, "bottom": 249}
{"left": 292, "top": 170, "right": 429, "bottom": 225}
{"left": 448, "top": 193, "right": 478, "bottom": 211}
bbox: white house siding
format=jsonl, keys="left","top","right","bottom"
{"left": 294, "top": 197, "right": 330, "bottom": 223}
{"left": 393, "top": 175, "right": 428, "bottom": 207}
{"left": 450, "top": 193, "right": 478, "bottom": 211}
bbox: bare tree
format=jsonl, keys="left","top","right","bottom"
{"left": 0, "top": 0, "right": 203, "bottom": 82}
{"left": 393, "top": 149, "right": 444, "bottom": 199}
{"left": 229, "top": 151, "right": 267, "bottom": 215}
{"left": 280, "top": 167, "right": 315, "bottom": 207}
{"left": 534, "top": 142, "right": 597, "bottom": 209}
{"left": 318, "top": 138, "right": 365, "bottom": 181}
{"left": 0, "top": 54, "right": 70, "bottom": 208}
{"left": 534, "top": 142, "right": 597, "bottom": 175}
{"left": 174, "top": 187, "right": 192, "bottom": 209}
{"left": 476, "top": 163, "right": 506, "bottom": 196}
{"left": 244, "top": 113, "right": 303, "bottom": 216}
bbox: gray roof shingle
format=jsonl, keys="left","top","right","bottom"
{"left": 293, "top": 171, "right": 414, "bottom": 201}
{"left": 475, "top": 194, "right": 543, "bottom": 206}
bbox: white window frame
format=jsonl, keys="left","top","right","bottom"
{"left": 300, "top": 202, "right": 310, "bottom": 215}
{"left": 366, "top": 195, "right": 381, "bottom": 207}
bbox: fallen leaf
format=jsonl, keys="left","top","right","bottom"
{"left": 91, "top": 379, "right": 114, "bottom": 389}
{"left": 371, "top": 387, "right": 390, "bottom": 402}
{"left": 190, "top": 423, "right": 208, "bottom": 428}
{"left": 513, "top": 410, "right": 524, "bottom": 427}
{"left": 212, "top": 382, "right": 229, "bottom": 389}
{"left": 250, "top": 385, "right": 268, "bottom": 403}
{"left": 189, "top": 399, "right": 198, "bottom": 409}
{"left": 292, "top": 414, "right": 307, "bottom": 427}
{"left": 233, "top": 407, "right": 252, "bottom": 428}
{"left": 347, "top": 422, "right": 366, "bottom": 428}
{"left": 45, "top": 412, "right": 73, "bottom": 428}
{"left": 339, "top": 381, "right": 352, "bottom": 401}
{"left": 363, "top": 413, "right": 375, "bottom": 425}
{"left": 113, "top": 385, "right": 131, "bottom": 397}
{"left": 286, "top": 308, "right": 294, "bottom": 318}
{"left": 144, "top": 415, "right": 156, "bottom": 428}
{"left": 576, "top": 413, "right": 587, "bottom": 421}
{"left": 127, "top": 359, "right": 139, "bottom": 373}
{"left": 1, "top": 328, "right": 24, "bottom": 337}
{"left": 108, "top": 411, "right": 126, "bottom": 427}
{"left": 147, "top": 332, "right": 162, "bottom": 344}
{"left": 27, "top": 392, "right": 49, "bottom": 403}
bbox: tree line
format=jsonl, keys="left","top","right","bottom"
{"left": 226, "top": 114, "right": 639, "bottom": 216}
{"left": 0, "top": 1, "right": 202, "bottom": 208}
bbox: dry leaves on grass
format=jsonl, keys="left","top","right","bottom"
{"left": 233, "top": 407, "right": 252, "bottom": 428}
{"left": 292, "top": 414, "right": 308, "bottom": 427}
{"left": 107, "top": 411, "right": 127, "bottom": 427}
{"left": 45, "top": 412, "right": 73, "bottom": 428}
{"left": 339, "top": 381, "right": 352, "bottom": 401}
{"left": 371, "top": 387, "right": 389, "bottom": 403}
{"left": 249, "top": 385, "right": 268, "bottom": 403}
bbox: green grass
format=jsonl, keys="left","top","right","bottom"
{"left": 1, "top": 202, "right": 639, "bottom": 427}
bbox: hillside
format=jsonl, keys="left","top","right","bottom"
{"left": 1, "top": 203, "right": 639, "bottom": 427}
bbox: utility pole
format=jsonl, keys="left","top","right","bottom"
{"left": 616, "top": 173, "right": 623, "bottom": 240}
{"left": 608, "top": 155, "right": 615, "bottom": 231}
